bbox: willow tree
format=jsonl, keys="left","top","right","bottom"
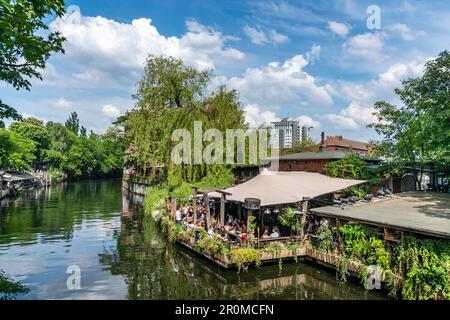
{"left": 124, "top": 55, "right": 247, "bottom": 189}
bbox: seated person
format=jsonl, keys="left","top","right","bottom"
{"left": 261, "top": 228, "right": 270, "bottom": 239}
{"left": 175, "top": 208, "right": 182, "bottom": 223}
{"left": 239, "top": 232, "right": 248, "bottom": 244}
{"left": 269, "top": 226, "right": 280, "bottom": 239}
{"left": 219, "top": 229, "right": 228, "bottom": 241}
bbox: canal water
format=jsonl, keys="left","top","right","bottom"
{"left": 0, "top": 180, "right": 386, "bottom": 300}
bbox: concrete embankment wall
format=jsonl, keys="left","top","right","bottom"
{"left": 122, "top": 179, "right": 151, "bottom": 196}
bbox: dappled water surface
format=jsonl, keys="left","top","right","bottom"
{"left": 0, "top": 180, "right": 385, "bottom": 300}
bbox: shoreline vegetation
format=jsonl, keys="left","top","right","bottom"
{"left": 0, "top": 113, "right": 125, "bottom": 183}
{"left": 144, "top": 192, "right": 450, "bottom": 300}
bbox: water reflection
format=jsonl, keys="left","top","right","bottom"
{"left": 0, "top": 181, "right": 385, "bottom": 300}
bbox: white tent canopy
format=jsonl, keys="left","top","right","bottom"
{"left": 209, "top": 169, "right": 366, "bottom": 207}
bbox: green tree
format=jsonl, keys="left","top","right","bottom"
{"left": 0, "top": 0, "right": 66, "bottom": 125}
{"left": 46, "top": 121, "right": 76, "bottom": 153}
{"left": 65, "top": 111, "right": 80, "bottom": 135}
{"left": 10, "top": 117, "right": 50, "bottom": 164}
{"left": 369, "top": 51, "right": 450, "bottom": 189}
{"left": 281, "top": 138, "right": 320, "bottom": 155}
{"left": 124, "top": 55, "right": 248, "bottom": 188}
{"left": 0, "top": 129, "right": 36, "bottom": 169}
{"left": 324, "top": 155, "right": 368, "bottom": 179}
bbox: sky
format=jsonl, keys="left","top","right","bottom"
{"left": 1, "top": 0, "right": 449, "bottom": 142}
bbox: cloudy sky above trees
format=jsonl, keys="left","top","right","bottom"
{"left": 1, "top": 0, "right": 449, "bottom": 141}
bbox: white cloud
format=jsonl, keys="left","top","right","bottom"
{"left": 49, "top": 6, "right": 245, "bottom": 85}
{"left": 54, "top": 97, "right": 74, "bottom": 109}
{"left": 327, "top": 58, "right": 427, "bottom": 131}
{"left": 243, "top": 25, "right": 288, "bottom": 45}
{"left": 325, "top": 101, "right": 376, "bottom": 130}
{"left": 292, "top": 115, "right": 321, "bottom": 128}
{"left": 324, "top": 113, "right": 359, "bottom": 130}
{"left": 343, "top": 32, "right": 386, "bottom": 61}
{"left": 243, "top": 25, "right": 268, "bottom": 45}
{"left": 224, "top": 54, "right": 334, "bottom": 111}
{"left": 244, "top": 104, "right": 280, "bottom": 128}
{"left": 387, "top": 23, "right": 425, "bottom": 41}
{"left": 270, "top": 30, "right": 288, "bottom": 43}
{"left": 102, "top": 104, "right": 121, "bottom": 119}
{"left": 305, "top": 44, "right": 321, "bottom": 63}
{"left": 328, "top": 21, "right": 351, "bottom": 37}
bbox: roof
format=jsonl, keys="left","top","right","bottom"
{"left": 1, "top": 173, "right": 36, "bottom": 182}
{"left": 311, "top": 192, "right": 450, "bottom": 239}
{"left": 275, "top": 151, "right": 353, "bottom": 161}
{"left": 324, "top": 136, "right": 369, "bottom": 151}
{"left": 209, "top": 169, "right": 366, "bottom": 207}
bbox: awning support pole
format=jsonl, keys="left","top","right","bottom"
{"left": 220, "top": 194, "right": 225, "bottom": 227}
{"left": 300, "top": 197, "right": 310, "bottom": 241}
{"left": 204, "top": 192, "right": 211, "bottom": 230}
{"left": 192, "top": 187, "right": 198, "bottom": 225}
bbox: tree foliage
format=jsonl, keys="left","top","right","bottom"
{"left": 280, "top": 138, "right": 320, "bottom": 155}
{"left": 369, "top": 51, "right": 450, "bottom": 186}
{"left": 124, "top": 55, "right": 249, "bottom": 192}
{"left": 324, "top": 155, "right": 368, "bottom": 179}
{"left": 0, "top": 0, "right": 66, "bottom": 124}
{"left": 1, "top": 113, "right": 125, "bottom": 179}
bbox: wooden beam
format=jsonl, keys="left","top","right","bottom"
{"left": 192, "top": 187, "right": 198, "bottom": 225}
{"left": 215, "top": 189, "right": 232, "bottom": 196}
{"left": 300, "top": 197, "right": 310, "bottom": 241}
{"left": 203, "top": 192, "right": 211, "bottom": 229}
{"left": 172, "top": 196, "right": 177, "bottom": 221}
{"left": 220, "top": 193, "right": 226, "bottom": 226}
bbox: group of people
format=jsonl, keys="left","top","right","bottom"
{"left": 261, "top": 226, "right": 280, "bottom": 239}
{"left": 169, "top": 200, "right": 285, "bottom": 247}
{"left": 170, "top": 203, "right": 251, "bottom": 244}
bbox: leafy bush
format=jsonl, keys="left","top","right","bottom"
{"left": 0, "top": 270, "right": 30, "bottom": 300}
{"left": 316, "top": 225, "right": 333, "bottom": 252}
{"left": 144, "top": 187, "right": 169, "bottom": 217}
{"left": 279, "top": 207, "right": 300, "bottom": 234}
{"left": 324, "top": 155, "right": 368, "bottom": 179}
{"left": 230, "top": 248, "right": 261, "bottom": 272}
{"left": 393, "top": 237, "right": 450, "bottom": 300}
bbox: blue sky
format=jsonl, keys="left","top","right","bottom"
{"left": 1, "top": 0, "right": 449, "bottom": 142}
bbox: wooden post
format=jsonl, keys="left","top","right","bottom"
{"left": 203, "top": 192, "right": 211, "bottom": 230}
{"left": 237, "top": 203, "right": 242, "bottom": 221}
{"left": 300, "top": 197, "right": 310, "bottom": 241}
{"left": 192, "top": 187, "right": 198, "bottom": 225}
{"left": 220, "top": 193, "right": 225, "bottom": 226}
{"left": 172, "top": 196, "right": 177, "bottom": 221}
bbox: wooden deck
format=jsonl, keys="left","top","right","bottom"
{"left": 311, "top": 192, "right": 450, "bottom": 239}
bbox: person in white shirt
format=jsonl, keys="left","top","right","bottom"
{"left": 175, "top": 209, "right": 182, "bottom": 223}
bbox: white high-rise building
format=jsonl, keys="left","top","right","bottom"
{"left": 270, "top": 118, "right": 303, "bottom": 149}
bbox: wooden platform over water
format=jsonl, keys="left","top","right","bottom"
{"left": 311, "top": 192, "right": 450, "bottom": 239}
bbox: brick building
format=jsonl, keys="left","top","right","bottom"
{"left": 264, "top": 151, "right": 354, "bottom": 174}
{"left": 320, "top": 132, "right": 369, "bottom": 156}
